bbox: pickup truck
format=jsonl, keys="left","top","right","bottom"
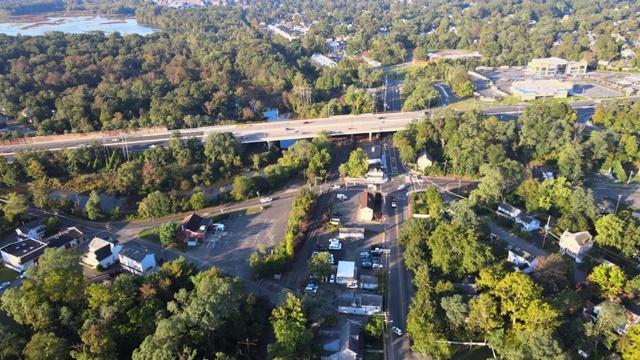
{"left": 391, "top": 196, "right": 397, "bottom": 208}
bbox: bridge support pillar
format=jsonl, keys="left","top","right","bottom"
{"left": 369, "top": 132, "right": 372, "bottom": 141}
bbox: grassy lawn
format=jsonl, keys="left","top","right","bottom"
{"left": 0, "top": 267, "right": 19, "bottom": 283}
{"left": 137, "top": 226, "right": 160, "bottom": 244}
{"left": 410, "top": 192, "right": 430, "bottom": 215}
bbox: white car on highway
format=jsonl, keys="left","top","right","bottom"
{"left": 260, "top": 197, "right": 273, "bottom": 204}
{"left": 330, "top": 184, "right": 341, "bottom": 190}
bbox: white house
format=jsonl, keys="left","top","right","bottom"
{"left": 15, "top": 220, "right": 45, "bottom": 240}
{"left": 498, "top": 203, "right": 522, "bottom": 218}
{"left": 83, "top": 237, "right": 122, "bottom": 269}
{"left": 515, "top": 214, "right": 541, "bottom": 232}
{"left": 508, "top": 247, "right": 538, "bottom": 274}
{"left": 559, "top": 230, "right": 594, "bottom": 263}
{"left": 337, "top": 293, "right": 382, "bottom": 316}
{"left": 336, "top": 261, "right": 356, "bottom": 285}
{"left": 320, "top": 322, "right": 360, "bottom": 360}
{"left": 118, "top": 243, "right": 157, "bottom": 275}
{"left": 1, "top": 239, "right": 47, "bottom": 272}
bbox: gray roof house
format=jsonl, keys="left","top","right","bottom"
{"left": 320, "top": 322, "right": 362, "bottom": 360}
{"left": 118, "top": 243, "right": 157, "bottom": 275}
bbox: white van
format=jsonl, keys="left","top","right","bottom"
{"left": 337, "top": 194, "right": 347, "bottom": 201}
{"left": 329, "top": 218, "right": 341, "bottom": 225}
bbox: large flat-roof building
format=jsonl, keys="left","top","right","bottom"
{"left": 525, "top": 57, "right": 588, "bottom": 77}
{"left": 511, "top": 80, "right": 574, "bottom": 100}
{"left": 1, "top": 239, "right": 48, "bottom": 272}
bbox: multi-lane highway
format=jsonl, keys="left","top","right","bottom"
{"left": 0, "top": 100, "right": 603, "bottom": 157}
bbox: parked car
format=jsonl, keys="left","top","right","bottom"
{"left": 305, "top": 284, "right": 318, "bottom": 296}
{"left": 361, "top": 259, "right": 372, "bottom": 269}
{"left": 260, "top": 197, "right": 273, "bottom": 204}
{"left": 397, "top": 184, "right": 406, "bottom": 191}
{"left": 19, "top": 273, "right": 26, "bottom": 279}
{"left": 347, "top": 282, "right": 358, "bottom": 289}
{"left": 111, "top": 138, "right": 121, "bottom": 142}
{"left": 330, "top": 274, "right": 335, "bottom": 283}
{"left": 391, "top": 196, "right": 397, "bottom": 208}
{"left": 329, "top": 241, "right": 342, "bottom": 250}
{"left": 329, "top": 218, "right": 341, "bottom": 225}
{"left": 360, "top": 251, "right": 371, "bottom": 260}
{"left": 0, "top": 282, "right": 10, "bottom": 290}
{"left": 337, "top": 194, "right": 347, "bottom": 201}
{"left": 330, "top": 184, "right": 341, "bottom": 190}
{"left": 326, "top": 253, "right": 335, "bottom": 264}
{"left": 392, "top": 326, "right": 403, "bottom": 336}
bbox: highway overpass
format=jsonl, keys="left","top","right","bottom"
{"left": 0, "top": 99, "right": 614, "bottom": 156}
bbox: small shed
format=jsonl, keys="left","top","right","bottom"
{"left": 359, "top": 192, "right": 374, "bottom": 222}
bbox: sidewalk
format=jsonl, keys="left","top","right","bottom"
{"left": 488, "top": 223, "right": 549, "bottom": 257}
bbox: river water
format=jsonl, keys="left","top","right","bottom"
{"left": 0, "top": 16, "right": 159, "bottom": 36}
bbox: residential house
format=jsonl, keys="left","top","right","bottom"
{"left": 1, "top": 239, "right": 47, "bottom": 272}
{"left": 336, "top": 261, "right": 356, "bottom": 285}
{"left": 43, "top": 227, "right": 84, "bottom": 250}
{"left": 178, "top": 213, "right": 213, "bottom": 244}
{"left": 82, "top": 237, "right": 122, "bottom": 269}
{"left": 588, "top": 300, "right": 640, "bottom": 335}
{"left": 416, "top": 151, "right": 434, "bottom": 170}
{"left": 507, "top": 247, "right": 538, "bottom": 274}
{"left": 337, "top": 293, "right": 383, "bottom": 315}
{"left": 498, "top": 203, "right": 522, "bottom": 218}
{"left": 559, "top": 230, "right": 594, "bottom": 263}
{"left": 515, "top": 214, "right": 541, "bottom": 232}
{"left": 498, "top": 203, "right": 540, "bottom": 232}
{"left": 359, "top": 192, "right": 374, "bottom": 222}
{"left": 119, "top": 243, "right": 157, "bottom": 275}
{"left": 310, "top": 53, "right": 338, "bottom": 68}
{"left": 15, "top": 220, "right": 46, "bottom": 240}
{"left": 320, "top": 322, "right": 362, "bottom": 360}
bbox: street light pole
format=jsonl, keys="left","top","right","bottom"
{"left": 615, "top": 194, "right": 622, "bottom": 214}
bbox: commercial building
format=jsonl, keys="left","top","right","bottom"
{"left": 427, "top": 50, "right": 482, "bottom": 63}
{"left": 511, "top": 80, "right": 574, "bottom": 100}
{"left": 310, "top": 54, "right": 337, "bottom": 68}
{"left": 525, "top": 57, "right": 588, "bottom": 77}
{"left": 336, "top": 261, "right": 356, "bottom": 285}
{"left": 359, "top": 192, "right": 374, "bottom": 222}
{"left": 337, "top": 293, "right": 383, "bottom": 316}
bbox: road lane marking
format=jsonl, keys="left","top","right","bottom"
{"left": 252, "top": 219, "right": 269, "bottom": 246}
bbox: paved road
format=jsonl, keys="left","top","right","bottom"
{"left": 488, "top": 223, "right": 549, "bottom": 257}
{"left": 0, "top": 97, "right": 611, "bottom": 157}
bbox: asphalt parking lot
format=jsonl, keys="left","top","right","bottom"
{"left": 184, "top": 189, "right": 295, "bottom": 279}
{"left": 573, "top": 83, "right": 622, "bottom": 98}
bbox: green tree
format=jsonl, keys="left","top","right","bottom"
{"left": 84, "top": 190, "right": 103, "bottom": 220}
{"left": 268, "top": 293, "right": 312, "bottom": 359}
{"left": 440, "top": 294, "right": 468, "bottom": 330}
{"left": 23, "top": 332, "right": 69, "bottom": 360}
{"left": 532, "top": 254, "right": 571, "bottom": 294}
{"left": 364, "top": 314, "right": 384, "bottom": 338}
{"left": 339, "top": 148, "right": 369, "bottom": 177}
{"left": 467, "top": 294, "right": 503, "bottom": 343}
{"left": 231, "top": 176, "right": 255, "bottom": 201}
{"left": 2, "top": 192, "right": 28, "bottom": 223}
{"left": 189, "top": 191, "right": 206, "bottom": 211}
{"left": 492, "top": 272, "right": 543, "bottom": 326}
{"left": 307, "top": 252, "right": 332, "bottom": 280}
{"left": 621, "top": 324, "right": 640, "bottom": 359}
{"left": 584, "top": 301, "right": 626, "bottom": 352}
{"left": 203, "top": 132, "right": 243, "bottom": 174}
{"left": 158, "top": 221, "right": 177, "bottom": 246}
{"left": 594, "top": 214, "right": 625, "bottom": 249}
{"left": 588, "top": 264, "right": 628, "bottom": 301}
{"left": 137, "top": 191, "right": 172, "bottom": 219}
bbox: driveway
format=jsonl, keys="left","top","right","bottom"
{"left": 488, "top": 223, "right": 549, "bottom": 257}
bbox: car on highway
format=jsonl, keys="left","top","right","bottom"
{"left": 285, "top": 127, "right": 294, "bottom": 131}
{"left": 303, "top": 121, "right": 311, "bottom": 124}
{"left": 111, "top": 138, "right": 121, "bottom": 142}
{"left": 328, "top": 240, "right": 342, "bottom": 250}
{"left": 392, "top": 326, "right": 403, "bottom": 336}
{"left": 378, "top": 116, "right": 386, "bottom": 120}
{"left": 367, "top": 184, "right": 376, "bottom": 190}
{"left": 397, "top": 184, "right": 406, "bottom": 191}
{"left": 0, "top": 282, "right": 10, "bottom": 290}
{"left": 330, "top": 184, "right": 341, "bottom": 190}
{"left": 260, "top": 197, "right": 273, "bottom": 204}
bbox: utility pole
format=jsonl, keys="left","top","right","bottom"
{"left": 615, "top": 194, "right": 622, "bottom": 214}
{"left": 383, "top": 74, "right": 388, "bottom": 112}
{"left": 237, "top": 338, "right": 256, "bottom": 360}
{"left": 542, "top": 215, "right": 551, "bottom": 249}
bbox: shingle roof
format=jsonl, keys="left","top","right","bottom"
{"left": 180, "top": 213, "right": 204, "bottom": 232}
{"left": 119, "top": 243, "right": 153, "bottom": 262}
